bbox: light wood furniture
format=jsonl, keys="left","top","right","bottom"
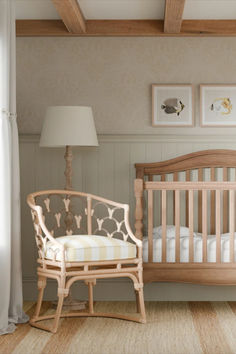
{"left": 134, "top": 149, "right": 236, "bottom": 284}
{"left": 27, "top": 190, "right": 146, "bottom": 333}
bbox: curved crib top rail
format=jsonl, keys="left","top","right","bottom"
{"left": 135, "top": 149, "right": 236, "bottom": 179}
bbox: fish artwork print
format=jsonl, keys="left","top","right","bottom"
{"left": 210, "top": 98, "right": 232, "bottom": 115}
{"left": 161, "top": 98, "right": 185, "bottom": 117}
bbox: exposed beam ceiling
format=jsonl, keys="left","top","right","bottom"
{"left": 15, "top": 0, "right": 236, "bottom": 21}
{"left": 51, "top": 0, "right": 86, "bottom": 33}
{"left": 16, "top": 19, "right": 236, "bottom": 37}
{"left": 164, "top": 0, "right": 186, "bottom": 33}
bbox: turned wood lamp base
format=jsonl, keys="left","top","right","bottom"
{"left": 58, "top": 145, "right": 87, "bottom": 311}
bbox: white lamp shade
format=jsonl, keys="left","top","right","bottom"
{"left": 40, "top": 106, "right": 98, "bottom": 147}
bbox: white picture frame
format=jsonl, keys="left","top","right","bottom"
{"left": 152, "top": 84, "right": 194, "bottom": 127}
{"left": 200, "top": 84, "right": 236, "bottom": 127}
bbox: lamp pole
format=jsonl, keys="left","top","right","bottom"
{"left": 64, "top": 145, "right": 73, "bottom": 190}
{"left": 64, "top": 145, "right": 74, "bottom": 233}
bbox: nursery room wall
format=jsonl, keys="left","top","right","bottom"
{"left": 17, "top": 36, "right": 236, "bottom": 301}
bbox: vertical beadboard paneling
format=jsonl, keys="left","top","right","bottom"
{"left": 35, "top": 146, "right": 56, "bottom": 190}
{"left": 20, "top": 142, "right": 37, "bottom": 278}
{"left": 81, "top": 147, "right": 99, "bottom": 195}
{"left": 114, "top": 143, "right": 130, "bottom": 204}
{"left": 98, "top": 143, "right": 115, "bottom": 199}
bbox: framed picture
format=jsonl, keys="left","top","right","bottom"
{"left": 152, "top": 84, "right": 194, "bottom": 127}
{"left": 200, "top": 84, "right": 236, "bottom": 127}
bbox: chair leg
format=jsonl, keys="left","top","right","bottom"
{"left": 51, "top": 293, "right": 64, "bottom": 333}
{"left": 86, "top": 279, "right": 96, "bottom": 314}
{"left": 33, "top": 276, "right": 47, "bottom": 320}
{"left": 137, "top": 288, "right": 146, "bottom": 324}
{"left": 135, "top": 290, "right": 141, "bottom": 314}
{"left": 51, "top": 277, "right": 67, "bottom": 334}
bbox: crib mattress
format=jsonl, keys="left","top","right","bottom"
{"left": 143, "top": 233, "right": 236, "bottom": 263}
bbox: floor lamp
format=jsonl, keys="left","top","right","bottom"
{"left": 40, "top": 106, "right": 99, "bottom": 309}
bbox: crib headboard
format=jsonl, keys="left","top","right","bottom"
{"left": 134, "top": 149, "right": 236, "bottom": 238}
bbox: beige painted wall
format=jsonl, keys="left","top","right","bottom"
{"left": 16, "top": 37, "right": 236, "bottom": 135}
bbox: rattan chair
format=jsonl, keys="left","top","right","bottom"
{"left": 27, "top": 190, "right": 146, "bottom": 333}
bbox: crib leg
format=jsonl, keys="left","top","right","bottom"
{"left": 135, "top": 269, "right": 146, "bottom": 323}
{"left": 137, "top": 288, "right": 146, "bottom": 323}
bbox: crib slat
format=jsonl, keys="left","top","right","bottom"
{"left": 148, "top": 190, "right": 153, "bottom": 263}
{"left": 202, "top": 190, "right": 207, "bottom": 262}
{"left": 210, "top": 168, "right": 216, "bottom": 234}
{"left": 186, "top": 170, "right": 190, "bottom": 227}
{"left": 175, "top": 190, "right": 180, "bottom": 262}
{"left": 229, "top": 190, "right": 235, "bottom": 263}
{"left": 173, "top": 172, "right": 178, "bottom": 181}
{"left": 160, "top": 175, "right": 165, "bottom": 227}
{"left": 173, "top": 172, "right": 178, "bottom": 224}
{"left": 198, "top": 168, "right": 203, "bottom": 233}
{"left": 162, "top": 190, "right": 167, "bottom": 263}
{"left": 188, "top": 189, "right": 194, "bottom": 262}
{"left": 216, "top": 190, "right": 221, "bottom": 263}
{"left": 223, "top": 167, "right": 228, "bottom": 233}
{"left": 148, "top": 175, "right": 153, "bottom": 181}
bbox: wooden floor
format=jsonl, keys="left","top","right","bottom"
{"left": 1, "top": 301, "right": 236, "bottom": 354}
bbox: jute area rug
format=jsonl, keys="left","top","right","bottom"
{"left": 0, "top": 301, "right": 236, "bottom": 354}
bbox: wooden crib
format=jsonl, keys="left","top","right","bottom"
{"left": 134, "top": 149, "right": 236, "bottom": 285}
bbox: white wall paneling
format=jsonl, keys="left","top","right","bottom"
{"left": 20, "top": 134, "right": 236, "bottom": 301}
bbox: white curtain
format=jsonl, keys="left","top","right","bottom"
{"left": 0, "top": 0, "right": 28, "bottom": 335}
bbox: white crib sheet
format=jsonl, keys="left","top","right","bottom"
{"left": 143, "top": 233, "right": 236, "bottom": 263}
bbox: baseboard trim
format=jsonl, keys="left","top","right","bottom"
{"left": 23, "top": 278, "right": 236, "bottom": 301}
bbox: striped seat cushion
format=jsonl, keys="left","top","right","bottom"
{"left": 46, "top": 235, "right": 137, "bottom": 262}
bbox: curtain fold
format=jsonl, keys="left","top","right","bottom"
{"left": 0, "top": 0, "right": 28, "bottom": 335}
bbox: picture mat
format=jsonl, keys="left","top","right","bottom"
{"left": 201, "top": 85, "right": 236, "bottom": 126}
{"left": 153, "top": 86, "right": 193, "bottom": 126}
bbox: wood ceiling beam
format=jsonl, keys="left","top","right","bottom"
{"left": 16, "top": 19, "right": 236, "bottom": 37}
{"left": 51, "top": 0, "right": 86, "bottom": 33}
{"left": 164, "top": 0, "right": 186, "bottom": 33}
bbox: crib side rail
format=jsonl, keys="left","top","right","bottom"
{"left": 142, "top": 180, "right": 236, "bottom": 264}
{"left": 144, "top": 181, "right": 236, "bottom": 191}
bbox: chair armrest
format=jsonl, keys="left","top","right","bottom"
{"left": 28, "top": 199, "right": 64, "bottom": 258}
{"left": 123, "top": 204, "right": 142, "bottom": 248}
{"left": 90, "top": 193, "right": 142, "bottom": 248}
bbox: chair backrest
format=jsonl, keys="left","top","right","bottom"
{"left": 27, "top": 189, "right": 131, "bottom": 238}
